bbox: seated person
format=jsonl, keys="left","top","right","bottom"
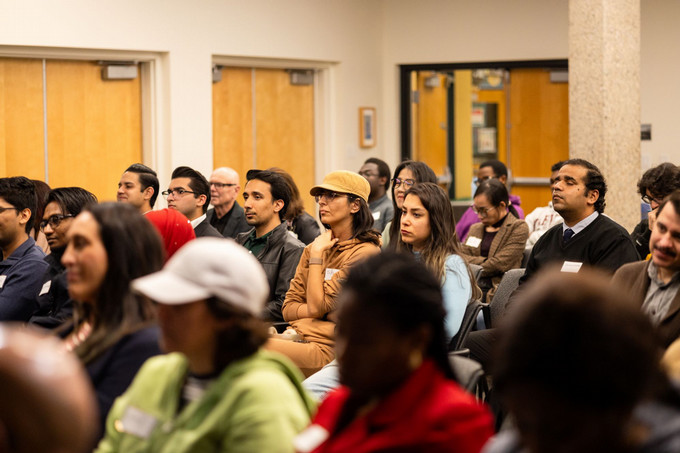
{"left": 485, "top": 268, "right": 678, "bottom": 453}
{"left": 145, "top": 208, "right": 196, "bottom": 261}
{"left": 460, "top": 179, "right": 528, "bottom": 300}
{"left": 524, "top": 161, "right": 564, "bottom": 247}
{"left": 266, "top": 171, "right": 380, "bottom": 377}
{"left": 294, "top": 252, "right": 493, "bottom": 453}
{"left": 97, "top": 238, "right": 315, "bottom": 453}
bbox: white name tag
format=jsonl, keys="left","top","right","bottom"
{"left": 293, "top": 424, "right": 330, "bottom": 453}
{"left": 0, "top": 275, "right": 6, "bottom": 288}
{"left": 372, "top": 211, "right": 381, "bottom": 220}
{"left": 465, "top": 236, "right": 482, "bottom": 248}
{"left": 116, "top": 406, "right": 158, "bottom": 439}
{"left": 39, "top": 280, "right": 51, "bottom": 296}
{"left": 561, "top": 261, "right": 583, "bottom": 273}
{"left": 325, "top": 268, "right": 340, "bottom": 281}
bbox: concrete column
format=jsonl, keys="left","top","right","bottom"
{"left": 569, "top": 0, "right": 640, "bottom": 230}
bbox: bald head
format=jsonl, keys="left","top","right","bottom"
{"left": 209, "top": 167, "right": 241, "bottom": 213}
{"left": 0, "top": 326, "right": 97, "bottom": 453}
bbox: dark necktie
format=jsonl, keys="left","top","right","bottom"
{"left": 563, "top": 228, "right": 575, "bottom": 243}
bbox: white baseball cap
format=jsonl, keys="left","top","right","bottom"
{"left": 132, "top": 238, "right": 269, "bottom": 316}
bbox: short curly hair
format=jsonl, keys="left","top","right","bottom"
{"left": 637, "top": 162, "right": 680, "bottom": 199}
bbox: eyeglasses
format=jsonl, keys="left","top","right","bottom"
{"left": 162, "top": 188, "right": 196, "bottom": 198}
{"left": 210, "top": 182, "right": 236, "bottom": 189}
{"left": 474, "top": 176, "right": 497, "bottom": 187}
{"left": 39, "top": 214, "right": 74, "bottom": 231}
{"left": 392, "top": 178, "right": 415, "bottom": 189}
{"left": 472, "top": 206, "right": 495, "bottom": 218}
{"left": 315, "top": 191, "right": 351, "bottom": 204}
{"left": 0, "top": 206, "right": 18, "bottom": 215}
{"left": 642, "top": 194, "right": 664, "bottom": 206}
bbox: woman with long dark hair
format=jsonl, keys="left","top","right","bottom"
{"left": 267, "top": 170, "right": 380, "bottom": 377}
{"left": 61, "top": 202, "right": 164, "bottom": 436}
{"left": 399, "top": 182, "right": 481, "bottom": 341}
{"left": 460, "top": 179, "right": 528, "bottom": 300}
{"left": 384, "top": 160, "right": 437, "bottom": 249}
{"left": 294, "top": 252, "right": 493, "bottom": 452}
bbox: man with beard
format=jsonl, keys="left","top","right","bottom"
{"left": 30, "top": 187, "right": 97, "bottom": 327}
{"left": 613, "top": 190, "right": 680, "bottom": 347}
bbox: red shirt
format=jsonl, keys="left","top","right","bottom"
{"left": 297, "top": 360, "right": 493, "bottom": 453}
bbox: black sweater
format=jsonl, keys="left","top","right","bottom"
{"left": 521, "top": 214, "right": 640, "bottom": 285}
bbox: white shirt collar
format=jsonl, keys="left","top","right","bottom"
{"left": 190, "top": 213, "right": 207, "bottom": 229}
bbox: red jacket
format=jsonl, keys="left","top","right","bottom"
{"left": 296, "top": 360, "right": 493, "bottom": 453}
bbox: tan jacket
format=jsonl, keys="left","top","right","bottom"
{"left": 460, "top": 213, "right": 529, "bottom": 299}
{"left": 282, "top": 238, "right": 380, "bottom": 346}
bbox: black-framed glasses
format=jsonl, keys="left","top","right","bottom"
{"left": 472, "top": 206, "right": 495, "bottom": 218}
{"left": 39, "top": 214, "right": 74, "bottom": 231}
{"left": 0, "top": 206, "right": 18, "bottom": 215}
{"left": 474, "top": 175, "right": 497, "bottom": 187}
{"left": 315, "top": 191, "right": 350, "bottom": 204}
{"left": 162, "top": 188, "right": 196, "bottom": 198}
{"left": 641, "top": 194, "right": 663, "bottom": 206}
{"left": 210, "top": 182, "right": 237, "bottom": 189}
{"left": 391, "top": 178, "right": 415, "bottom": 189}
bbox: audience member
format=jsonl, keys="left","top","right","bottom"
{"left": 460, "top": 179, "right": 529, "bottom": 300}
{"left": 358, "top": 157, "right": 394, "bottom": 232}
{"left": 237, "top": 170, "right": 305, "bottom": 322}
{"left": 145, "top": 208, "right": 196, "bottom": 261}
{"left": 631, "top": 163, "right": 680, "bottom": 259}
{"left": 30, "top": 187, "right": 97, "bottom": 328}
{"left": 486, "top": 268, "right": 676, "bottom": 453}
{"left": 206, "top": 166, "right": 250, "bottom": 238}
{"left": 294, "top": 252, "right": 493, "bottom": 453}
{"left": 61, "top": 202, "right": 163, "bottom": 437}
{"left": 269, "top": 167, "right": 321, "bottom": 245}
{"left": 165, "top": 166, "right": 222, "bottom": 238}
{"left": 31, "top": 179, "right": 51, "bottom": 254}
{"left": 524, "top": 161, "right": 564, "bottom": 247}
{"left": 0, "top": 325, "right": 98, "bottom": 453}
{"left": 456, "top": 160, "right": 525, "bottom": 242}
{"left": 97, "top": 238, "right": 315, "bottom": 453}
{"left": 384, "top": 160, "right": 437, "bottom": 249}
{"left": 116, "top": 163, "right": 159, "bottom": 214}
{"left": 0, "top": 176, "right": 49, "bottom": 321}
{"left": 267, "top": 170, "right": 380, "bottom": 377}
{"left": 613, "top": 191, "right": 680, "bottom": 348}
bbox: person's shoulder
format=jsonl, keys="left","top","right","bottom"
{"left": 594, "top": 214, "right": 632, "bottom": 235}
{"left": 613, "top": 260, "right": 648, "bottom": 279}
{"left": 445, "top": 254, "right": 466, "bottom": 269}
{"left": 117, "top": 325, "right": 161, "bottom": 354}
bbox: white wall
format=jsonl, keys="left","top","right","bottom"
{"left": 641, "top": 0, "right": 680, "bottom": 170}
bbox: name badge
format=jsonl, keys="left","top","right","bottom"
{"left": 39, "top": 280, "right": 51, "bottom": 296}
{"left": 372, "top": 211, "right": 381, "bottom": 220}
{"left": 465, "top": 236, "right": 482, "bottom": 248}
{"left": 561, "top": 261, "right": 583, "bottom": 273}
{"left": 325, "top": 268, "right": 340, "bottom": 281}
{"left": 294, "top": 425, "right": 330, "bottom": 453}
{"left": 115, "top": 406, "right": 158, "bottom": 439}
{"left": 0, "top": 275, "right": 6, "bottom": 288}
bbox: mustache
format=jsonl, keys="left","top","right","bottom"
{"left": 655, "top": 245, "right": 677, "bottom": 258}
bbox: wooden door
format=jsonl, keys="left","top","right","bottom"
{"left": 213, "top": 67, "right": 316, "bottom": 214}
{"left": 0, "top": 58, "right": 46, "bottom": 179}
{"left": 46, "top": 60, "right": 142, "bottom": 201}
{"left": 414, "top": 71, "right": 448, "bottom": 178}
{"left": 508, "top": 68, "right": 568, "bottom": 214}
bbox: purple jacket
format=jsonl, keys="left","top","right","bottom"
{"left": 455, "top": 194, "right": 524, "bottom": 242}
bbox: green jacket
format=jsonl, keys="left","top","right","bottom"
{"left": 95, "top": 350, "right": 316, "bottom": 453}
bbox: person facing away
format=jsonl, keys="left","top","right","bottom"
{"left": 524, "top": 161, "right": 565, "bottom": 247}
{"left": 145, "top": 208, "right": 196, "bottom": 262}
{"left": 485, "top": 268, "right": 679, "bottom": 453}
{"left": 165, "top": 166, "right": 223, "bottom": 238}
{"left": 29, "top": 187, "right": 97, "bottom": 328}
{"left": 383, "top": 160, "right": 438, "bottom": 249}
{"left": 456, "top": 159, "right": 525, "bottom": 242}
{"left": 0, "top": 176, "right": 49, "bottom": 321}
{"left": 117, "top": 163, "right": 159, "bottom": 215}
{"left": 358, "top": 157, "right": 394, "bottom": 232}
{"left": 294, "top": 252, "right": 493, "bottom": 453}
{"left": 460, "top": 179, "right": 529, "bottom": 301}
{"left": 613, "top": 190, "right": 680, "bottom": 348}
{"left": 97, "top": 238, "right": 315, "bottom": 453}
{"left": 206, "top": 166, "right": 251, "bottom": 238}
{"left": 236, "top": 169, "right": 305, "bottom": 322}
{"left": 631, "top": 163, "right": 680, "bottom": 259}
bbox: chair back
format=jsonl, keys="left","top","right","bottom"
{"left": 449, "top": 354, "right": 484, "bottom": 395}
{"left": 449, "top": 299, "right": 484, "bottom": 351}
{"left": 488, "top": 268, "right": 525, "bottom": 324}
